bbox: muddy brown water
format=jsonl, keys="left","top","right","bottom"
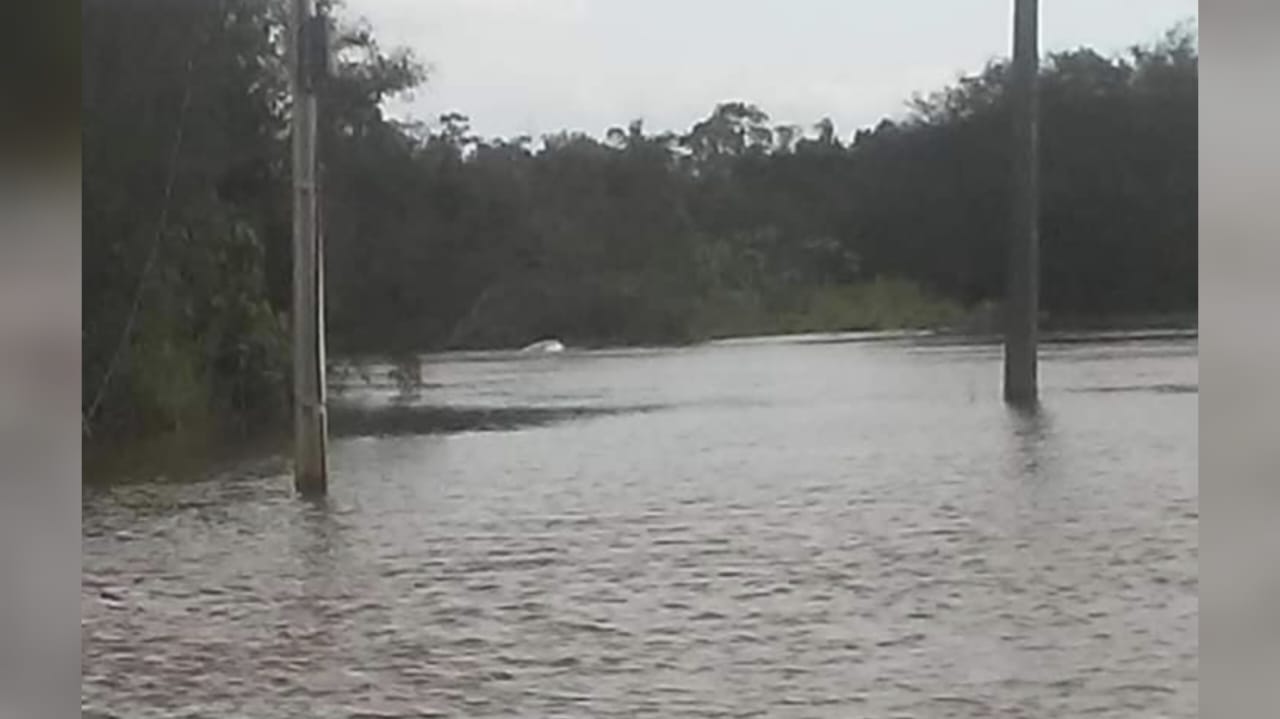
{"left": 83, "top": 332, "right": 1197, "bottom": 718}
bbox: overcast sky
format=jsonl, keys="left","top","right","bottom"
{"left": 342, "top": 0, "right": 1197, "bottom": 141}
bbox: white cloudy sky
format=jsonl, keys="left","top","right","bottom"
{"left": 342, "top": 0, "right": 1197, "bottom": 140}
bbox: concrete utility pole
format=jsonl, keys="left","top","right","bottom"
{"left": 291, "top": 0, "right": 328, "bottom": 494}
{"left": 1004, "top": 0, "right": 1040, "bottom": 405}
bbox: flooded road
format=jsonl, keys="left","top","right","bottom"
{"left": 83, "top": 333, "right": 1198, "bottom": 718}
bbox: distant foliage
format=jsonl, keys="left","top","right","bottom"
{"left": 322, "top": 21, "right": 1196, "bottom": 353}
{"left": 83, "top": 0, "right": 1197, "bottom": 440}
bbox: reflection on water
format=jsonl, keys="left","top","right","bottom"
{"left": 83, "top": 334, "right": 1198, "bottom": 718}
{"left": 328, "top": 402, "right": 665, "bottom": 439}
{"left": 1006, "top": 402, "right": 1053, "bottom": 476}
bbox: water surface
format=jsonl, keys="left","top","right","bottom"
{"left": 83, "top": 333, "right": 1198, "bottom": 718}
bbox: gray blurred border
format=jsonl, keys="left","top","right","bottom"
{"left": 0, "top": 168, "right": 80, "bottom": 718}
{"left": 1200, "top": 0, "right": 1280, "bottom": 716}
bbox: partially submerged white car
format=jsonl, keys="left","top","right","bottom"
{"left": 520, "top": 338, "right": 565, "bottom": 354}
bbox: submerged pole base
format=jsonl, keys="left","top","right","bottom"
{"left": 293, "top": 404, "right": 328, "bottom": 496}
{"left": 1003, "top": 386, "right": 1039, "bottom": 407}
{"left": 1002, "top": 344, "right": 1038, "bottom": 407}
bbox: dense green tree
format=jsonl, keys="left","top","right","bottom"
{"left": 83, "top": 0, "right": 290, "bottom": 438}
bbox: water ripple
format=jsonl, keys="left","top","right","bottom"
{"left": 84, "top": 337, "right": 1198, "bottom": 718}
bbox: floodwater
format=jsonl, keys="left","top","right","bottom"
{"left": 83, "top": 332, "right": 1198, "bottom": 718}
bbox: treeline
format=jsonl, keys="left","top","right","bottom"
{"left": 83, "top": 0, "right": 1196, "bottom": 439}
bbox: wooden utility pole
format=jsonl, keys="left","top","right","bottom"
{"left": 291, "top": 0, "right": 328, "bottom": 494}
{"left": 1004, "top": 0, "right": 1040, "bottom": 405}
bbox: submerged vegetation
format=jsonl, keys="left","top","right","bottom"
{"left": 83, "top": 0, "right": 1196, "bottom": 443}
